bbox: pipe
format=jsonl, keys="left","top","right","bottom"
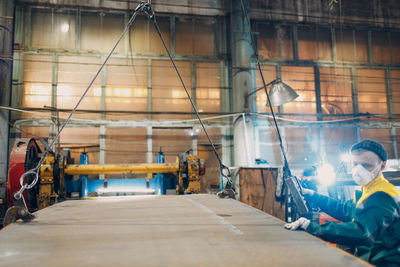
{"left": 64, "top": 163, "right": 179, "bottom": 175}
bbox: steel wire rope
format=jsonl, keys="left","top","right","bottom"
{"left": 239, "top": 0, "right": 293, "bottom": 179}
{"left": 13, "top": 1, "right": 147, "bottom": 200}
{"left": 143, "top": 4, "right": 233, "bottom": 186}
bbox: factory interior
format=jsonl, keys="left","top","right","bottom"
{"left": 1, "top": 0, "right": 400, "bottom": 266}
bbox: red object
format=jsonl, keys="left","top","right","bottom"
{"left": 199, "top": 159, "right": 206, "bottom": 176}
{"left": 7, "top": 138, "right": 41, "bottom": 209}
{"left": 319, "top": 212, "right": 341, "bottom": 225}
{"left": 319, "top": 212, "right": 341, "bottom": 247}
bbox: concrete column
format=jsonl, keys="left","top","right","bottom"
{"left": 0, "top": 0, "right": 15, "bottom": 191}
{"left": 231, "top": 0, "right": 254, "bottom": 113}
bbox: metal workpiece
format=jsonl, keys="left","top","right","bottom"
{"left": 64, "top": 163, "right": 180, "bottom": 175}
{"left": 0, "top": 194, "right": 369, "bottom": 267}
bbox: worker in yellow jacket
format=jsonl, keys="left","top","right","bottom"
{"left": 285, "top": 139, "right": 400, "bottom": 266}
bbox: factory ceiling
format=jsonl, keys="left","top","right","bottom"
{"left": 15, "top": 0, "right": 400, "bottom": 29}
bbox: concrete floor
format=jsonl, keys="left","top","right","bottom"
{"left": 0, "top": 194, "right": 370, "bottom": 266}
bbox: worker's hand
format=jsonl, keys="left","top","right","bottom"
{"left": 284, "top": 217, "right": 310, "bottom": 231}
{"left": 301, "top": 188, "right": 315, "bottom": 197}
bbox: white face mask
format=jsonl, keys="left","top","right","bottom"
{"left": 352, "top": 162, "right": 382, "bottom": 186}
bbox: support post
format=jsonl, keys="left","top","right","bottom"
{"left": 231, "top": 0, "right": 255, "bottom": 113}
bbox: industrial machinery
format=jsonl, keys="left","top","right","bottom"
{"left": 6, "top": 138, "right": 206, "bottom": 214}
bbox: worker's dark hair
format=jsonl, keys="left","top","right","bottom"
{"left": 350, "top": 139, "right": 388, "bottom": 162}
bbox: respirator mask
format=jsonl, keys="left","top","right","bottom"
{"left": 352, "top": 162, "right": 382, "bottom": 186}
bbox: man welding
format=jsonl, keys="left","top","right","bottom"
{"left": 285, "top": 139, "right": 400, "bottom": 266}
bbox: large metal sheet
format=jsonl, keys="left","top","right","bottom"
{"left": 0, "top": 195, "right": 370, "bottom": 266}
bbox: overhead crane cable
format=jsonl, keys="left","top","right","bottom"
{"left": 145, "top": 4, "right": 233, "bottom": 185}
{"left": 239, "top": 0, "right": 293, "bottom": 180}
{"left": 12, "top": 1, "right": 147, "bottom": 200}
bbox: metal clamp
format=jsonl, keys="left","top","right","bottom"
{"left": 3, "top": 195, "right": 35, "bottom": 227}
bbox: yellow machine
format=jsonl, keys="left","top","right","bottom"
{"left": 8, "top": 138, "right": 206, "bottom": 211}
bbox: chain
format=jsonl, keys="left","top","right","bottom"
{"left": 14, "top": 1, "right": 147, "bottom": 200}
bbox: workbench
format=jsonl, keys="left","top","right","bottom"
{"left": 0, "top": 194, "right": 370, "bottom": 266}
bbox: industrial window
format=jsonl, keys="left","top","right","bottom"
{"left": 254, "top": 65, "right": 277, "bottom": 113}
{"left": 297, "top": 26, "right": 332, "bottom": 61}
{"left": 335, "top": 28, "right": 368, "bottom": 62}
{"left": 320, "top": 67, "right": 353, "bottom": 117}
{"left": 317, "top": 27, "right": 332, "bottom": 61}
{"left": 196, "top": 62, "right": 220, "bottom": 113}
{"left": 20, "top": 126, "right": 49, "bottom": 140}
{"left": 129, "top": 15, "right": 170, "bottom": 55}
{"left": 279, "top": 25, "right": 294, "bottom": 59}
{"left": 335, "top": 28, "right": 354, "bottom": 62}
{"left": 356, "top": 69, "right": 387, "bottom": 114}
{"left": 391, "top": 70, "right": 400, "bottom": 114}
{"left": 81, "top": 12, "right": 125, "bottom": 54}
{"left": 106, "top": 58, "right": 148, "bottom": 120}
{"left": 59, "top": 127, "right": 100, "bottom": 165}
{"left": 257, "top": 24, "right": 293, "bottom": 60}
{"left": 323, "top": 129, "right": 356, "bottom": 168}
{"left": 151, "top": 60, "right": 192, "bottom": 119}
{"left": 391, "top": 32, "right": 400, "bottom": 64}
{"left": 105, "top": 128, "right": 147, "bottom": 178}
{"left": 22, "top": 54, "right": 53, "bottom": 117}
{"left": 152, "top": 129, "right": 192, "bottom": 163}
{"left": 285, "top": 128, "right": 319, "bottom": 165}
{"left": 281, "top": 66, "right": 316, "bottom": 119}
{"left": 57, "top": 56, "right": 101, "bottom": 119}
{"left": 197, "top": 127, "right": 221, "bottom": 145}
{"left": 175, "top": 17, "right": 215, "bottom": 56}
{"left": 129, "top": 15, "right": 147, "bottom": 54}
{"left": 149, "top": 16, "right": 170, "bottom": 54}
{"left": 257, "top": 23, "right": 279, "bottom": 59}
{"left": 354, "top": 30, "right": 369, "bottom": 62}
{"left": 372, "top": 31, "right": 391, "bottom": 64}
{"left": 336, "top": 29, "right": 368, "bottom": 63}
{"left": 31, "top": 8, "right": 76, "bottom": 50}
{"left": 361, "top": 128, "right": 393, "bottom": 159}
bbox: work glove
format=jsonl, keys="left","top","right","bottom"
{"left": 284, "top": 217, "right": 310, "bottom": 231}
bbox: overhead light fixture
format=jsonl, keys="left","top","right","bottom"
{"left": 269, "top": 81, "right": 299, "bottom": 106}
{"left": 246, "top": 79, "right": 298, "bottom": 107}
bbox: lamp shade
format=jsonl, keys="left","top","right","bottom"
{"left": 268, "top": 81, "right": 299, "bottom": 106}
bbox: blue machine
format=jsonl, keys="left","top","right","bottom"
{"left": 64, "top": 149, "right": 177, "bottom": 197}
